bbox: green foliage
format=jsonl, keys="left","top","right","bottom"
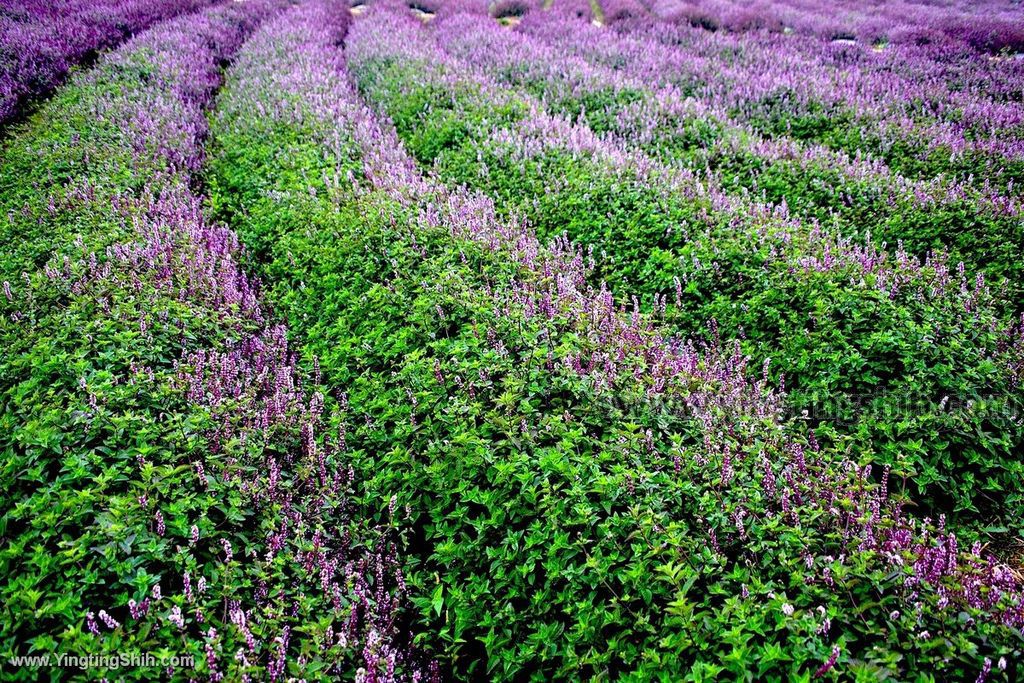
{"left": 207, "top": 66, "right": 1022, "bottom": 681}
{"left": 466, "top": 43, "right": 1024, "bottom": 295}
{"left": 743, "top": 93, "right": 1024, "bottom": 193}
{"left": 352, "top": 53, "right": 1024, "bottom": 523}
{"left": 0, "top": 28, "right": 404, "bottom": 681}
{"left": 0, "top": 82, "right": 258, "bottom": 674}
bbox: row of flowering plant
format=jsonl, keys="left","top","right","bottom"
{"left": 0, "top": 0, "right": 220, "bottom": 126}
{"left": 346, "top": 4, "right": 1024, "bottom": 524}
{"left": 0, "top": 1, "right": 428, "bottom": 680}
{"left": 628, "top": 0, "right": 1024, "bottom": 56}
{"left": 506, "top": 7, "right": 1024, "bottom": 288}
{"left": 194, "top": 1, "right": 1024, "bottom": 678}
{"left": 602, "top": 0, "right": 1024, "bottom": 195}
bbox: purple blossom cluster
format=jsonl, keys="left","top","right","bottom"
{"left": 629, "top": 0, "right": 1024, "bottom": 56}
{"left": 544, "top": 0, "right": 595, "bottom": 22}
{"left": 594, "top": 0, "right": 648, "bottom": 24}
{"left": 506, "top": 7, "right": 1024, "bottom": 206}
{"left": 413, "top": 0, "right": 482, "bottom": 19}
{"left": 388, "top": 7, "right": 1023, "bottom": 334}
{"left": 0, "top": 0, "right": 218, "bottom": 126}
{"left": 346, "top": 0, "right": 1024, "bottom": 648}
{"left": 593, "top": 2, "right": 1024, "bottom": 174}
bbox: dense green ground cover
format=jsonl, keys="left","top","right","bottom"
{"left": 0, "top": 2, "right": 282, "bottom": 672}
{"left": 0, "top": 3, "right": 425, "bottom": 680}
{"left": 346, "top": 11, "right": 1024, "bottom": 525}
{"left": 3, "top": 0, "right": 1024, "bottom": 680}
{"left": 204, "top": 2, "right": 1024, "bottom": 680}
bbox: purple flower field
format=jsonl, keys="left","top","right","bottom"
{"left": 1, "top": 0, "right": 1023, "bottom": 680}
{"left": 0, "top": 0, "right": 219, "bottom": 125}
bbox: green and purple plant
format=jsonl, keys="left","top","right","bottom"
{"left": 4, "top": 0, "right": 1024, "bottom": 680}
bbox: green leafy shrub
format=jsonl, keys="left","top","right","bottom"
{"left": 206, "top": 14, "right": 1024, "bottom": 679}
{"left": 350, "top": 43, "right": 1024, "bottom": 523}
{"left": 0, "top": 4, "right": 427, "bottom": 681}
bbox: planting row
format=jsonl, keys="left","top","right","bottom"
{"left": 0, "top": 1, "right": 427, "bottom": 680}
{"left": 202, "top": 0, "right": 1024, "bottom": 678}
{"left": 347, "top": 4, "right": 1024, "bottom": 524}
{"left": 629, "top": 0, "right": 1024, "bottom": 56}
{"left": 590, "top": 0, "right": 1024, "bottom": 132}
{"left": 374, "top": 0, "right": 1024, "bottom": 185}
{"left": 0, "top": 0, "right": 220, "bottom": 127}
{"left": 594, "top": 4, "right": 1024, "bottom": 195}
{"left": 438, "top": 10, "right": 1024, "bottom": 295}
